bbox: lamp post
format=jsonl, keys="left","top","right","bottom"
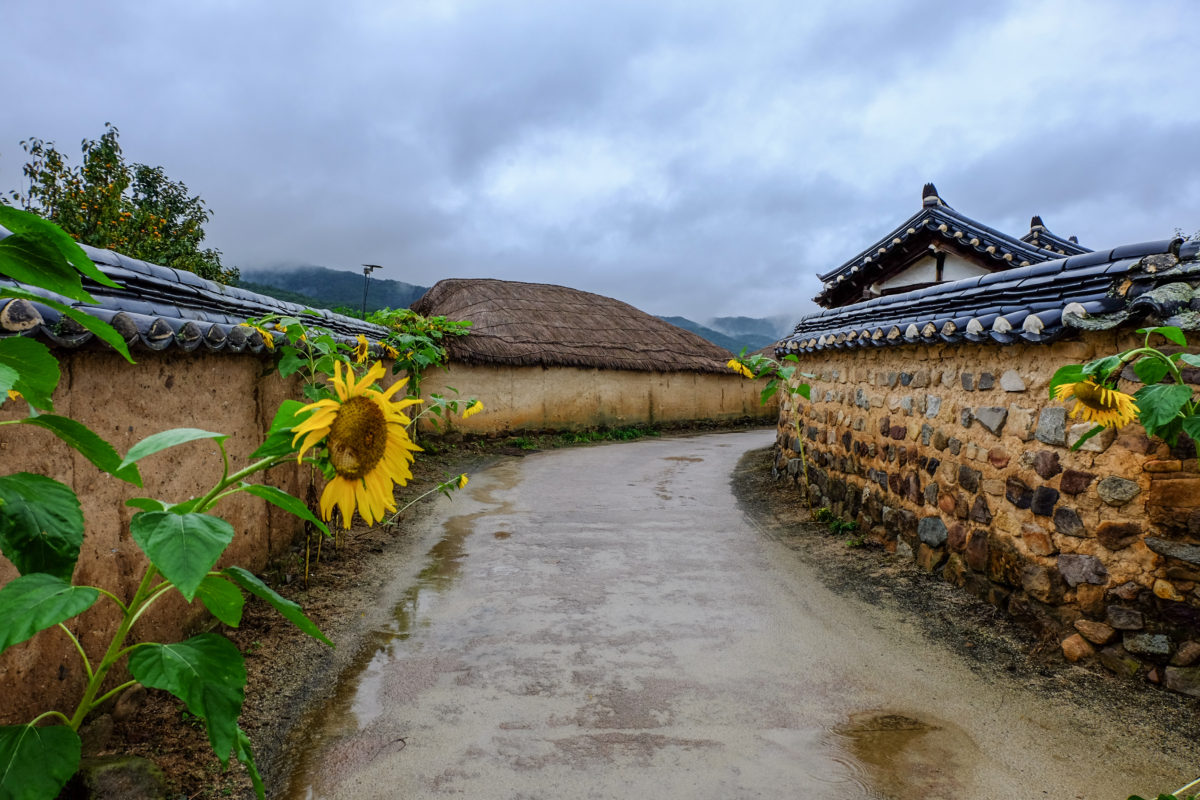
{"left": 361, "top": 264, "right": 380, "bottom": 317}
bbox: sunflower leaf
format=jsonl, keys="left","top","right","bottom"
{"left": 221, "top": 566, "right": 332, "bottom": 646}
{"left": 1138, "top": 325, "right": 1188, "bottom": 346}
{"left": 1178, "top": 353, "right": 1200, "bottom": 368}
{"left": 195, "top": 575, "right": 245, "bottom": 628}
{"left": 1132, "top": 356, "right": 1171, "bottom": 386}
{"left": 19, "top": 414, "right": 142, "bottom": 486}
{"left": 0, "top": 474, "right": 84, "bottom": 581}
{"left": 0, "top": 336, "right": 60, "bottom": 411}
{"left": 1047, "top": 364, "right": 1087, "bottom": 400}
{"left": 0, "top": 573, "right": 98, "bottom": 655}
{"left": 1083, "top": 355, "right": 1122, "bottom": 381}
{"left": 241, "top": 483, "right": 329, "bottom": 538}
{"left": 1183, "top": 415, "right": 1200, "bottom": 442}
{"left": 250, "top": 400, "right": 306, "bottom": 459}
{"left": 0, "top": 723, "right": 81, "bottom": 800}
{"left": 1134, "top": 383, "right": 1195, "bottom": 435}
{"left": 120, "top": 428, "right": 227, "bottom": 470}
{"left": 129, "top": 512, "right": 235, "bottom": 601}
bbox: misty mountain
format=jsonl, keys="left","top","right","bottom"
{"left": 659, "top": 316, "right": 779, "bottom": 355}
{"left": 706, "top": 315, "right": 793, "bottom": 341}
{"left": 239, "top": 265, "right": 428, "bottom": 313}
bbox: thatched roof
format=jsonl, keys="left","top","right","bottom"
{"left": 412, "top": 278, "right": 735, "bottom": 373}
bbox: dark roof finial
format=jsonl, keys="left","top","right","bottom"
{"left": 1030, "top": 215, "right": 1045, "bottom": 230}
{"left": 922, "top": 182, "right": 941, "bottom": 207}
{"left": 1069, "top": 235, "right": 1079, "bottom": 243}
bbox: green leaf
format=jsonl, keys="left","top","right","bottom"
{"left": 1138, "top": 325, "right": 1188, "bottom": 346}
{"left": 235, "top": 726, "right": 265, "bottom": 799}
{"left": 18, "top": 414, "right": 142, "bottom": 486}
{"left": 0, "top": 228, "right": 92, "bottom": 304}
{"left": 1179, "top": 353, "right": 1200, "bottom": 368}
{"left": 125, "top": 497, "right": 170, "bottom": 513}
{"left": 0, "top": 474, "right": 83, "bottom": 580}
{"left": 195, "top": 576, "right": 245, "bottom": 628}
{"left": 1132, "top": 356, "right": 1171, "bottom": 386}
{"left": 241, "top": 483, "right": 329, "bottom": 538}
{"left": 129, "top": 512, "right": 235, "bottom": 601}
{"left": 0, "top": 286, "right": 133, "bottom": 363}
{"left": 0, "top": 203, "right": 122, "bottom": 291}
{"left": 795, "top": 383, "right": 811, "bottom": 401}
{"left": 1134, "top": 383, "right": 1195, "bottom": 434}
{"left": 1069, "top": 424, "right": 1106, "bottom": 452}
{"left": 276, "top": 350, "right": 306, "bottom": 378}
{"left": 0, "top": 364, "right": 17, "bottom": 398}
{"left": 1083, "top": 355, "right": 1122, "bottom": 381}
{"left": 221, "top": 566, "right": 332, "bottom": 646}
{"left": 128, "top": 634, "right": 245, "bottom": 764}
{"left": 1182, "top": 415, "right": 1200, "bottom": 442}
{"left": 0, "top": 573, "right": 98, "bottom": 655}
{"left": 760, "top": 384, "right": 779, "bottom": 405}
{"left": 249, "top": 400, "right": 305, "bottom": 459}
{"left": 119, "top": 428, "right": 227, "bottom": 471}
{"left": 0, "top": 337, "right": 60, "bottom": 411}
{"left": 0, "top": 723, "right": 81, "bottom": 800}
{"left": 1047, "top": 364, "right": 1087, "bottom": 400}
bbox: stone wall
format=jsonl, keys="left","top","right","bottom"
{"left": 0, "top": 349, "right": 313, "bottom": 723}
{"left": 773, "top": 331, "right": 1200, "bottom": 696}
{"left": 419, "top": 363, "right": 775, "bottom": 434}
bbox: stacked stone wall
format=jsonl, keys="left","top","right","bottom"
{"left": 774, "top": 331, "right": 1200, "bottom": 696}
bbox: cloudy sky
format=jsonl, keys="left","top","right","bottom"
{"left": 3, "top": 0, "right": 1199, "bottom": 324}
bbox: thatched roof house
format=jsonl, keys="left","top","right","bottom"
{"left": 411, "top": 279, "right": 771, "bottom": 432}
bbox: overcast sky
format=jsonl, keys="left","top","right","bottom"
{"left": 3, "top": 0, "right": 1199, "bottom": 324}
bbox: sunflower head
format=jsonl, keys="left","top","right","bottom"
{"left": 458, "top": 473, "right": 468, "bottom": 489}
{"left": 462, "top": 400, "right": 484, "bottom": 419}
{"left": 1053, "top": 378, "right": 1139, "bottom": 428}
{"left": 292, "top": 361, "right": 423, "bottom": 527}
{"left": 247, "top": 324, "right": 275, "bottom": 350}
{"left": 354, "top": 335, "right": 370, "bottom": 364}
{"left": 727, "top": 359, "right": 754, "bottom": 379}
{"left": 380, "top": 341, "right": 399, "bottom": 360}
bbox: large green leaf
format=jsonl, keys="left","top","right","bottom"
{"left": 0, "top": 228, "right": 92, "bottom": 304}
{"left": 1179, "top": 353, "right": 1200, "bottom": 368}
{"left": 195, "top": 575, "right": 245, "bottom": 628}
{"left": 0, "top": 474, "right": 83, "bottom": 581}
{"left": 1137, "top": 325, "right": 1188, "bottom": 346}
{"left": 1182, "top": 415, "right": 1200, "bottom": 442}
{"left": 222, "top": 566, "right": 332, "bottom": 646}
{"left": 249, "top": 400, "right": 305, "bottom": 459}
{"left": 0, "top": 287, "right": 132, "bottom": 363}
{"left": 0, "top": 723, "right": 81, "bottom": 800}
{"left": 0, "top": 364, "right": 16, "bottom": 398}
{"left": 242, "top": 483, "right": 329, "bottom": 538}
{"left": 127, "top": 634, "right": 245, "bottom": 764}
{"left": 119, "top": 428, "right": 227, "bottom": 471}
{"left": 19, "top": 414, "right": 142, "bottom": 486}
{"left": 1132, "top": 356, "right": 1171, "bottom": 386}
{"left": 0, "top": 204, "right": 122, "bottom": 291}
{"left": 0, "top": 337, "right": 59, "bottom": 411}
{"left": 1047, "top": 364, "right": 1087, "bottom": 400}
{"left": 0, "top": 573, "right": 98, "bottom": 655}
{"left": 1135, "top": 383, "right": 1195, "bottom": 434}
{"left": 129, "top": 512, "right": 235, "bottom": 601}
{"left": 1083, "top": 355, "right": 1123, "bottom": 381}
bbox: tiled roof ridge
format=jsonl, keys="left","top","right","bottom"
{"left": 1020, "top": 214, "right": 1091, "bottom": 256}
{"left": 0, "top": 229, "right": 389, "bottom": 355}
{"left": 781, "top": 238, "right": 1196, "bottom": 353}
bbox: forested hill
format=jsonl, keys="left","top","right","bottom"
{"left": 238, "top": 266, "right": 428, "bottom": 313}
{"left": 658, "top": 316, "right": 779, "bottom": 355}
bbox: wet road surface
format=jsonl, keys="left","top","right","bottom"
{"left": 282, "top": 430, "right": 1188, "bottom": 799}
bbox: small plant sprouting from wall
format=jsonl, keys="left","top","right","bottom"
{"left": 728, "top": 350, "right": 813, "bottom": 498}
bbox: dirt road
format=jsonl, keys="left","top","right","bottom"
{"left": 278, "top": 430, "right": 1195, "bottom": 799}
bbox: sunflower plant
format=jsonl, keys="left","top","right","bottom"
{"left": 728, "top": 350, "right": 814, "bottom": 493}
{"left": 1049, "top": 326, "right": 1200, "bottom": 451}
{"left": 0, "top": 206, "right": 391, "bottom": 799}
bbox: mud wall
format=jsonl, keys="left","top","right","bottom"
{"left": 774, "top": 332, "right": 1200, "bottom": 696}
{"left": 0, "top": 349, "right": 311, "bottom": 724}
{"left": 418, "top": 363, "right": 775, "bottom": 434}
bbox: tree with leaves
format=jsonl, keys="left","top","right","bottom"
{"left": 5, "top": 123, "right": 237, "bottom": 283}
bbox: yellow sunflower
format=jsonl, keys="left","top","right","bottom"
{"left": 462, "top": 400, "right": 484, "bottom": 419}
{"left": 246, "top": 324, "right": 275, "bottom": 350}
{"left": 4, "top": 390, "right": 19, "bottom": 403}
{"left": 292, "top": 361, "right": 423, "bottom": 527}
{"left": 380, "top": 341, "right": 399, "bottom": 360}
{"left": 1053, "top": 378, "right": 1139, "bottom": 428}
{"left": 458, "top": 473, "right": 469, "bottom": 489}
{"left": 727, "top": 359, "right": 754, "bottom": 379}
{"left": 353, "top": 335, "right": 370, "bottom": 363}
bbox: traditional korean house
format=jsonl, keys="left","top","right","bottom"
{"left": 411, "top": 278, "right": 771, "bottom": 433}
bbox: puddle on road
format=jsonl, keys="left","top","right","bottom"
{"left": 828, "top": 710, "right": 977, "bottom": 800}
{"left": 280, "top": 464, "right": 519, "bottom": 799}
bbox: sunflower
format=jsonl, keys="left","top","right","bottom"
{"left": 379, "top": 341, "right": 399, "bottom": 360}
{"left": 462, "top": 400, "right": 484, "bottom": 419}
{"left": 4, "top": 390, "right": 19, "bottom": 403}
{"left": 458, "top": 474, "right": 469, "bottom": 489}
{"left": 353, "top": 335, "right": 370, "bottom": 364}
{"left": 1053, "top": 378, "right": 1139, "bottom": 428}
{"left": 292, "top": 361, "right": 423, "bottom": 527}
{"left": 246, "top": 324, "right": 275, "bottom": 350}
{"left": 727, "top": 359, "right": 754, "bottom": 379}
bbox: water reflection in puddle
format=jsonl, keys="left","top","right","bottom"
{"left": 828, "top": 710, "right": 977, "bottom": 800}
{"left": 281, "top": 465, "right": 519, "bottom": 799}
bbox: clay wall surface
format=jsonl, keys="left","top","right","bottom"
{"left": 419, "top": 364, "right": 775, "bottom": 434}
{"left": 0, "top": 349, "right": 309, "bottom": 723}
{"left": 774, "top": 332, "right": 1200, "bottom": 696}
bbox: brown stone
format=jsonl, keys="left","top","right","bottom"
{"left": 1032, "top": 450, "right": 1062, "bottom": 479}
{"left": 1074, "top": 619, "right": 1116, "bottom": 645}
{"left": 1022, "top": 564, "right": 1064, "bottom": 603}
{"left": 943, "top": 553, "right": 967, "bottom": 586}
{"left": 917, "top": 543, "right": 947, "bottom": 572}
{"left": 1153, "top": 578, "right": 1184, "bottom": 601}
{"left": 955, "top": 493, "right": 970, "bottom": 520}
{"left": 1106, "top": 605, "right": 1145, "bottom": 630}
{"left": 1052, "top": 506, "right": 1085, "bottom": 537}
{"left": 981, "top": 479, "right": 1004, "bottom": 496}
{"left": 1061, "top": 633, "right": 1095, "bottom": 662}
{"left": 1095, "top": 521, "right": 1141, "bottom": 550}
{"left": 1060, "top": 469, "right": 1096, "bottom": 495}
{"left": 958, "top": 465, "right": 981, "bottom": 493}
{"left": 1163, "top": 666, "right": 1200, "bottom": 698}
{"left": 1109, "top": 581, "right": 1142, "bottom": 601}
{"left": 1005, "top": 477, "right": 1033, "bottom": 509}
{"left": 1145, "top": 459, "right": 1182, "bottom": 473}
{"left": 964, "top": 529, "right": 989, "bottom": 572}
{"left": 969, "top": 495, "right": 992, "bottom": 524}
{"left": 890, "top": 425, "right": 907, "bottom": 440}
{"left": 938, "top": 492, "right": 957, "bottom": 515}
{"left": 946, "top": 522, "right": 968, "bottom": 553}
{"left": 1098, "top": 646, "right": 1143, "bottom": 678}
{"left": 1075, "top": 584, "right": 1106, "bottom": 617}
{"left": 1149, "top": 477, "right": 1200, "bottom": 508}
{"left": 1171, "top": 641, "right": 1200, "bottom": 667}
{"left": 1022, "top": 525, "right": 1057, "bottom": 556}
{"left": 988, "top": 537, "right": 1024, "bottom": 588}
{"left": 987, "top": 448, "right": 1010, "bottom": 469}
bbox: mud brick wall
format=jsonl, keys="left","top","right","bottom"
{"left": 774, "top": 331, "right": 1200, "bottom": 696}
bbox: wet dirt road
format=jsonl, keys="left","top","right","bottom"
{"left": 282, "top": 430, "right": 1188, "bottom": 799}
